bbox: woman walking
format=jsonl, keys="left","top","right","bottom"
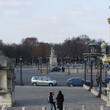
{"left": 52, "top": 91, "right": 56, "bottom": 110}
{"left": 48, "top": 92, "right": 53, "bottom": 110}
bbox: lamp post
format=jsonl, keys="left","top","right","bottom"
{"left": 40, "top": 57, "right": 42, "bottom": 74}
{"left": 84, "top": 58, "right": 87, "bottom": 84}
{"left": 108, "top": 18, "right": 110, "bottom": 44}
{"left": 97, "top": 60, "right": 102, "bottom": 98}
{"left": 88, "top": 59, "right": 93, "bottom": 91}
{"left": 46, "top": 57, "right": 49, "bottom": 74}
{"left": 105, "top": 64, "right": 109, "bottom": 79}
{"left": 67, "top": 56, "right": 70, "bottom": 75}
{"left": 19, "top": 56, "right": 23, "bottom": 86}
{"left": 38, "top": 57, "right": 40, "bottom": 70}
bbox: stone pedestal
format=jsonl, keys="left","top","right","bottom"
{"left": 0, "top": 91, "right": 14, "bottom": 107}
{"left": 50, "top": 57, "right": 57, "bottom": 67}
{"left": 0, "top": 55, "right": 15, "bottom": 107}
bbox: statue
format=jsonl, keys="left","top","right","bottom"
{"left": 50, "top": 47, "right": 56, "bottom": 59}
{"left": 49, "top": 47, "right": 57, "bottom": 67}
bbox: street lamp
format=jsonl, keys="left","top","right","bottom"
{"left": 46, "top": 57, "right": 49, "bottom": 74}
{"left": 97, "top": 60, "right": 102, "bottom": 98}
{"left": 40, "top": 57, "right": 42, "bottom": 74}
{"left": 84, "top": 57, "right": 87, "bottom": 85}
{"left": 19, "top": 56, "right": 23, "bottom": 86}
{"left": 105, "top": 64, "right": 109, "bottom": 80}
{"left": 88, "top": 59, "right": 93, "bottom": 91}
{"left": 37, "top": 57, "right": 40, "bottom": 70}
{"left": 66, "top": 56, "right": 70, "bottom": 75}
{"left": 108, "top": 18, "right": 110, "bottom": 45}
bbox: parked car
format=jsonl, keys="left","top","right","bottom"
{"left": 102, "top": 77, "right": 110, "bottom": 86}
{"left": 31, "top": 76, "right": 57, "bottom": 86}
{"left": 67, "top": 77, "right": 90, "bottom": 87}
{"left": 50, "top": 66, "right": 61, "bottom": 72}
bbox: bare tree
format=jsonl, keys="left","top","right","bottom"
{"left": 36, "top": 42, "right": 47, "bottom": 57}
{"left": 21, "top": 37, "right": 38, "bottom": 65}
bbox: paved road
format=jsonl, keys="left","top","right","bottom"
{"left": 15, "top": 68, "right": 109, "bottom": 86}
{"left": 6, "top": 86, "right": 110, "bottom": 110}
{"left": 7, "top": 68, "right": 110, "bottom": 110}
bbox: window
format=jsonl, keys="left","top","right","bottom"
{"left": 43, "top": 77, "right": 48, "bottom": 81}
{"left": 37, "top": 77, "right": 43, "bottom": 80}
{"left": 33, "top": 77, "right": 37, "bottom": 80}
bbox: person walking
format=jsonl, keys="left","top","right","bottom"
{"left": 48, "top": 92, "right": 53, "bottom": 110}
{"left": 62, "top": 66, "right": 65, "bottom": 72}
{"left": 52, "top": 91, "right": 56, "bottom": 110}
{"left": 56, "top": 91, "right": 64, "bottom": 110}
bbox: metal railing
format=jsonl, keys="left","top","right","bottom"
{"left": 0, "top": 105, "right": 106, "bottom": 110}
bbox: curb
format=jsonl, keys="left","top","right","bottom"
{"left": 83, "top": 84, "right": 108, "bottom": 102}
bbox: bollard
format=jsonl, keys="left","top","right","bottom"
{"left": 2, "top": 106, "right": 4, "bottom": 110}
{"left": 2, "top": 105, "right": 7, "bottom": 110}
{"left": 82, "top": 105, "right": 86, "bottom": 110}
{"left": 42, "top": 106, "right": 47, "bottom": 110}
{"left": 22, "top": 107, "right": 25, "bottom": 110}
{"left": 100, "top": 105, "right": 104, "bottom": 110}
{"left": 63, "top": 106, "right": 67, "bottom": 110}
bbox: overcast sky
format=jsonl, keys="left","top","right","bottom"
{"left": 0, "top": 0, "right": 110, "bottom": 44}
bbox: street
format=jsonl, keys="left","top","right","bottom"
{"left": 15, "top": 68, "right": 109, "bottom": 86}
{"left": 3, "top": 68, "right": 109, "bottom": 110}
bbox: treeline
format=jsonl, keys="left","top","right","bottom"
{"left": 0, "top": 35, "right": 103, "bottom": 65}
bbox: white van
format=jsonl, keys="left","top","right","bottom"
{"left": 31, "top": 76, "right": 57, "bottom": 86}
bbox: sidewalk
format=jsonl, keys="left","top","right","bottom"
{"left": 4, "top": 86, "right": 110, "bottom": 110}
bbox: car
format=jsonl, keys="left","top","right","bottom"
{"left": 50, "top": 66, "right": 61, "bottom": 72}
{"left": 67, "top": 77, "right": 90, "bottom": 87}
{"left": 82, "top": 79, "right": 90, "bottom": 86}
{"left": 102, "top": 77, "right": 110, "bottom": 86}
{"left": 31, "top": 76, "right": 57, "bottom": 86}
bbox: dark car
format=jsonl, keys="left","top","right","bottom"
{"left": 50, "top": 66, "right": 61, "bottom": 72}
{"left": 102, "top": 77, "right": 110, "bottom": 86}
{"left": 67, "top": 77, "right": 90, "bottom": 87}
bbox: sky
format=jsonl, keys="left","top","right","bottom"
{"left": 0, "top": 0, "right": 110, "bottom": 44}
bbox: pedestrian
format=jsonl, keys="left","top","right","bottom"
{"left": 17, "top": 67, "right": 19, "bottom": 72}
{"left": 52, "top": 91, "right": 56, "bottom": 110}
{"left": 56, "top": 91, "right": 64, "bottom": 110}
{"left": 48, "top": 92, "right": 53, "bottom": 110}
{"left": 62, "top": 67, "right": 65, "bottom": 72}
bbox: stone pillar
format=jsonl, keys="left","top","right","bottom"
{"left": 0, "top": 70, "right": 7, "bottom": 90}
{"left": 2, "top": 105, "right": 7, "bottom": 110}
{"left": 106, "top": 82, "right": 110, "bottom": 107}
{"left": 22, "top": 107, "right": 25, "bottom": 110}
{"left": 82, "top": 105, "right": 86, "bottom": 110}
{"left": 63, "top": 106, "right": 67, "bottom": 110}
{"left": 42, "top": 106, "right": 47, "bottom": 110}
{"left": 0, "top": 69, "right": 15, "bottom": 107}
{"left": 100, "top": 105, "right": 104, "bottom": 110}
{"left": 0, "top": 52, "right": 15, "bottom": 107}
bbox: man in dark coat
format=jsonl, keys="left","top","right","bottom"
{"left": 56, "top": 91, "right": 64, "bottom": 110}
